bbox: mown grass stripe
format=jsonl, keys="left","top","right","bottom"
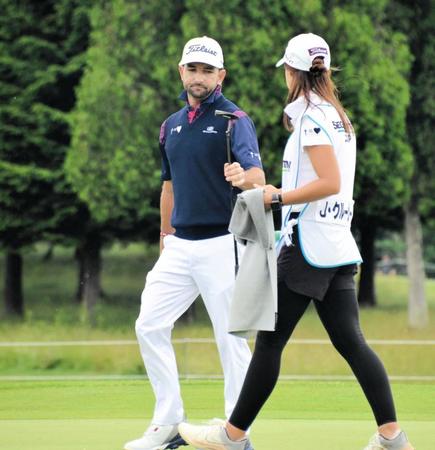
{"left": 1, "top": 374, "right": 434, "bottom": 382}
{"left": 1, "top": 338, "right": 435, "bottom": 347}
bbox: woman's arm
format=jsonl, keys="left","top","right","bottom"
{"left": 258, "top": 144, "right": 340, "bottom": 205}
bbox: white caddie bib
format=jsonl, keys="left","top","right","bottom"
{"left": 279, "top": 94, "right": 362, "bottom": 268}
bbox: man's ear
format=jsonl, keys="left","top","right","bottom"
{"left": 218, "top": 68, "right": 227, "bottom": 85}
{"left": 178, "top": 65, "right": 184, "bottom": 81}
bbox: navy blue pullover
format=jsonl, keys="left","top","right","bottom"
{"left": 160, "top": 88, "right": 262, "bottom": 240}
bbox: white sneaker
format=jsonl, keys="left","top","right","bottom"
{"left": 178, "top": 422, "right": 252, "bottom": 450}
{"left": 124, "top": 423, "right": 186, "bottom": 450}
{"left": 364, "top": 431, "right": 414, "bottom": 450}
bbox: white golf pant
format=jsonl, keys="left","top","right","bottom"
{"left": 135, "top": 233, "right": 252, "bottom": 425}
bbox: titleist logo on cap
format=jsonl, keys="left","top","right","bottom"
{"left": 308, "top": 47, "right": 328, "bottom": 56}
{"left": 186, "top": 44, "right": 217, "bottom": 56}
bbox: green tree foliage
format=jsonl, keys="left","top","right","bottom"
{"left": 65, "top": 0, "right": 186, "bottom": 224}
{"left": 0, "top": 0, "right": 88, "bottom": 247}
{"left": 179, "top": 0, "right": 412, "bottom": 205}
{"left": 0, "top": 0, "right": 413, "bottom": 317}
{"left": 66, "top": 0, "right": 334, "bottom": 221}
{"left": 386, "top": 0, "right": 435, "bottom": 236}
{"left": 0, "top": 0, "right": 91, "bottom": 315}
{"left": 173, "top": 0, "right": 412, "bottom": 306}
{"left": 324, "top": 2, "right": 412, "bottom": 305}
{"left": 67, "top": 0, "right": 412, "bottom": 309}
{"left": 328, "top": 5, "right": 412, "bottom": 218}
{"left": 179, "top": 0, "right": 329, "bottom": 183}
{"left": 67, "top": 0, "right": 411, "bottom": 232}
{"left": 385, "top": 0, "right": 433, "bottom": 327}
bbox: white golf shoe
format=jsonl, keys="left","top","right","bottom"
{"left": 124, "top": 423, "right": 186, "bottom": 450}
{"left": 178, "top": 422, "right": 253, "bottom": 450}
{"left": 363, "top": 431, "right": 414, "bottom": 450}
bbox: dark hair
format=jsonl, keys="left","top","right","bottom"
{"left": 283, "top": 57, "right": 352, "bottom": 134}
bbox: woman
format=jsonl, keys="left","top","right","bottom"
{"left": 179, "top": 33, "right": 414, "bottom": 450}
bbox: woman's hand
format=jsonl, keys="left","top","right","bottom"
{"left": 254, "top": 184, "right": 282, "bottom": 206}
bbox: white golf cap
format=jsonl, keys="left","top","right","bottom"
{"left": 276, "top": 33, "right": 331, "bottom": 71}
{"left": 179, "top": 36, "right": 224, "bottom": 69}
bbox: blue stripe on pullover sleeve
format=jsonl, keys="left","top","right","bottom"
{"left": 231, "top": 114, "right": 262, "bottom": 170}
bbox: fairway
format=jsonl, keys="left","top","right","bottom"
{"left": 0, "top": 379, "right": 434, "bottom": 449}
{"left": 0, "top": 418, "right": 432, "bottom": 450}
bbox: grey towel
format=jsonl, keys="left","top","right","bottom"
{"left": 228, "top": 188, "right": 277, "bottom": 337}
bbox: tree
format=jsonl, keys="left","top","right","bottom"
{"left": 67, "top": 0, "right": 413, "bottom": 314}
{"left": 65, "top": 0, "right": 328, "bottom": 321}
{"left": 387, "top": 0, "right": 433, "bottom": 327}
{"left": 0, "top": 0, "right": 91, "bottom": 316}
{"left": 179, "top": 0, "right": 413, "bottom": 306}
{"left": 65, "top": 0, "right": 189, "bottom": 320}
{"left": 322, "top": 1, "right": 413, "bottom": 306}
{"left": 178, "top": 0, "right": 330, "bottom": 185}
{"left": 66, "top": 0, "right": 185, "bottom": 224}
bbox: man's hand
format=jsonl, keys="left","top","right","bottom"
{"left": 224, "top": 162, "right": 245, "bottom": 187}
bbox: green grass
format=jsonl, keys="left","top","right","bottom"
{"left": 1, "top": 420, "right": 432, "bottom": 450}
{"left": 0, "top": 243, "right": 435, "bottom": 377}
{"left": 0, "top": 379, "right": 434, "bottom": 449}
{"left": 1, "top": 245, "right": 434, "bottom": 448}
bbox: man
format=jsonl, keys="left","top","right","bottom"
{"left": 124, "top": 36, "right": 265, "bottom": 450}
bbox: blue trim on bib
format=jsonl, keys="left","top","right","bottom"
{"left": 298, "top": 206, "right": 363, "bottom": 268}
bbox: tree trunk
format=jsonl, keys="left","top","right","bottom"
{"left": 358, "top": 219, "right": 377, "bottom": 306}
{"left": 4, "top": 250, "right": 24, "bottom": 317}
{"left": 77, "top": 233, "right": 102, "bottom": 325}
{"left": 404, "top": 200, "right": 428, "bottom": 328}
{"left": 180, "top": 303, "right": 196, "bottom": 323}
{"left": 74, "top": 246, "right": 85, "bottom": 303}
{"left": 42, "top": 243, "right": 54, "bottom": 262}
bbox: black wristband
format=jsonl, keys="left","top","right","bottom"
{"left": 270, "top": 193, "right": 282, "bottom": 211}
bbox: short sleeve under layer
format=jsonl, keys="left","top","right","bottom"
{"left": 299, "top": 106, "right": 334, "bottom": 148}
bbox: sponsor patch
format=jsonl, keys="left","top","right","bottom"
{"left": 202, "top": 126, "right": 218, "bottom": 134}
{"left": 308, "top": 47, "right": 328, "bottom": 56}
{"left": 332, "top": 120, "right": 344, "bottom": 131}
{"left": 186, "top": 44, "right": 217, "bottom": 56}
{"left": 170, "top": 125, "right": 182, "bottom": 135}
{"left": 304, "top": 127, "right": 323, "bottom": 136}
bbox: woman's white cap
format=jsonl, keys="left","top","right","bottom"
{"left": 276, "top": 33, "right": 330, "bottom": 71}
{"left": 179, "top": 36, "right": 224, "bottom": 69}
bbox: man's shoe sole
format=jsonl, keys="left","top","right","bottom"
{"left": 162, "top": 434, "right": 188, "bottom": 449}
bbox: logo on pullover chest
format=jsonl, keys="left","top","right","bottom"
{"left": 202, "top": 126, "right": 218, "bottom": 134}
{"left": 170, "top": 125, "right": 182, "bottom": 135}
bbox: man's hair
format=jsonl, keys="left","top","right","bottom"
{"left": 283, "top": 58, "right": 352, "bottom": 134}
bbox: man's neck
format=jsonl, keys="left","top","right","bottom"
{"left": 186, "top": 85, "right": 220, "bottom": 108}
{"left": 187, "top": 94, "right": 201, "bottom": 109}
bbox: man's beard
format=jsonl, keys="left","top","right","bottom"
{"left": 187, "top": 84, "right": 213, "bottom": 100}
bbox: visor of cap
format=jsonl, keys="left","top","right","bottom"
{"left": 275, "top": 56, "right": 285, "bottom": 67}
{"left": 178, "top": 53, "right": 223, "bottom": 68}
{"left": 275, "top": 52, "right": 311, "bottom": 71}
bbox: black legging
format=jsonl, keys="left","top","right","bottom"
{"left": 229, "top": 282, "right": 397, "bottom": 430}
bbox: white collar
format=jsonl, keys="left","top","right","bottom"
{"left": 283, "top": 92, "right": 323, "bottom": 126}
